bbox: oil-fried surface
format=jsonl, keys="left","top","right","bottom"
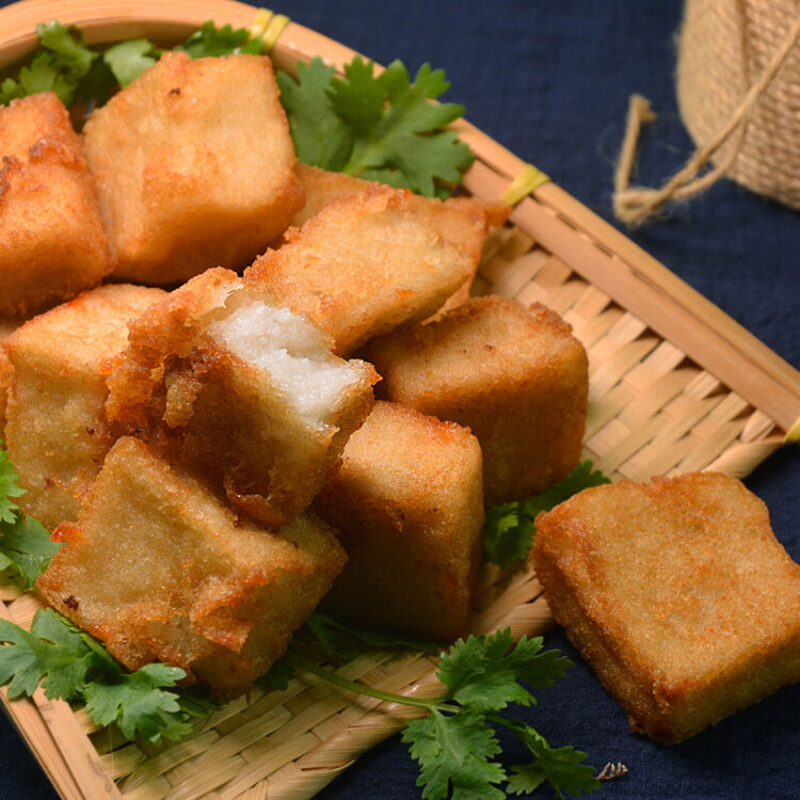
{"left": 532, "top": 472, "right": 800, "bottom": 744}
{"left": 0, "top": 93, "right": 112, "bottom": 316}
{"left": 315, "top": 401, "right": 484, "bottom": 642}
{"left": 37, "top": 437, "right": 347, "bottom": 700}
{"left": 291, "top": 163, "right": 508, "bottom": 267}
{"left": 245, "top": 185, "right": 475, "bottom": 355}
{"left": 4, "top": 284, "right": 165, "bottom": 530}
{"left": 363, "top": 296, "right": 588, "bottom": 505}
{"left": 106, "top": 268, "right": 377, "bottom": 527}
{"left": 83, "top": 52, "right": 303, "bottom": 284}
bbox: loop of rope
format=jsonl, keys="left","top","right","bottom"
{"left": 612, "top": 8, "right": 800, "bottom": 227}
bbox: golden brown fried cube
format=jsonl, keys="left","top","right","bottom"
{"left": 4, "top": 284, "right": 165, "bottom": 530}
{"left": 315, "top": 401, "right": 484, "bottom": 642}
{"left": 38, "top": 436, "right": 346, "bottom": 699}
{"left": 106, "top": 268, "right": 378, "bottom": 527}
{"left": 83, "top": 51, "right": 303, "bottom": 284}
{"left": 0, "top": 92, "right": 112, "bottom": 316}
{"left": 532, "top": 472, "right": 800, "bottom": 744}
{"left": 363, "top": 297, "right": 588, "bottom": 506}
{"left": 245, "top": 185, "right": 475, "bottom": 355}
{"left": 291, "top": 163, "right": 508, "bottom": 269}
{"left": 0, "top": 317, "right": 20, "bottom": 438}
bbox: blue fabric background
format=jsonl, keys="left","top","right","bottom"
{"left": 0, "top": 1, "right": 798, "bottom": 798}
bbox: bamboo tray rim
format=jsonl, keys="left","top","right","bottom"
{"left": 0, "top": 2, "right": 798, "bottom": 799}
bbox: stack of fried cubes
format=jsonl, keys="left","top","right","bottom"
{"left": 0, "top": 51, "right": 588, "bottom": 698}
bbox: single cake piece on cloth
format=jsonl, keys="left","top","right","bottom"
{"left": 0, "top": 92, "right": 113, "bottom": 316}
{"left": 362, "top": 296, "right": 588, "bottom": 506}
{"left": 37, "top": 436, "right": 347, "bottom": 700}
{"left": 532, "top": 471, "right": 800, "bottom": 744}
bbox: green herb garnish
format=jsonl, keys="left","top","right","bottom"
{"left": 484, "top": 462, "right": 611, "bottom": 571}
{"left": 0, "top": 608, "right": 214, "bottom": 745}
{"left": 270, "top": 628, "right": 599, "bottom": 799}
{"left": 0, "top": 444, "right": 60, "bottom": 589}
{"left": 278, "top": 56, "right": 474, "bottom": 197}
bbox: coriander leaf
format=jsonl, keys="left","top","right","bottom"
{"left": 0, "top": 513, "right": 61, "bottom": 589}
{"left": 174, "top": 21, "right": 261, "bottom": 59}
{"left": 31, "top": 21, "right": 98, "bottom": 107}
{"left": 36, "top": 21, "right": 96, "bottom": 78}
{"left": 277, "top": 58, "right": 354, "bottom": 171}
{"left": 503, "top": 720, "right": 600, "bottom": 799}
{"left": 103, "top": 39, "right": 158, "bottom": 88}
{"left": 0, "top": 445, "right": 25, "bottom": 524}
{"left": 436, "top": 631, "right": 570, "bottom": 713}
{"left": 403, "top": 709, "right": 506, "bottom": 800}
{"left": 326, "top": 56, "right": 385, "bottom": 132}
{"left": 305, "top": 612, "right": 442, "bottom": 660}
{"left": 84, "top": 662, "right": 192, "bottom": 745}
{"left": 331, "top": 59, "right": 473, "bottom": 197}
{"left": 520, "top": 462, "right": 610, "bottom": 522}
{"left": 0, "top": 609, "right": 89, "bottom": 699}
{"left": 261, "top": 652, "right": 295, "bottom": 691}
{"left": 0, "top": 21, "right": 98, "bottom": 107}
{"left": 484, "top": 462, "right": 611, "bottom": 570}
{"left": 483, "top": 503, "right": 531, "bottom": 572}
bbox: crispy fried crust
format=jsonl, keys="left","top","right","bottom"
{"left": 315, "top": 401, "right": 485, "bottom": 642}
{"left": 106, "top": 268, "right": 378, "bottom": 526}
{"left": 0, "top": 92, "right": 113, "bottom": 316}
{"left": 0, "top": 317, "right": 19, "bottom": 437}
{"left": 4, "top": 284, "right": 166, "bottom": 530}
{"left": 245, "top": 185, "right": 475, "bottom": 355}
{"left": 363, "top": 296, "right": 588, "bottom": 505}
{"left": 532, "top": 472, "right": 800, "bottom": 743}
{"left": 37, "top": 436, "right": 347, "bottom": 699}
{"left": 83, "top": 52, "right": 303, "bottom": 284}
{"left": 291, "top": 163, "right": 509, "bottom": 267}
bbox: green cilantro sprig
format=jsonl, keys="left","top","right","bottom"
{"left": 271, "top": 628, "right": 599, "bottom": 799}
{"left": 0, "top": 608, "right": 214, "bottom": 745}
{"left": 278, "top": 56, "right": 474, "bottom": 198}
{"left": 484, "top": 463, "right": 611, "bottom": 571}
{"left": 0, "top": 444, "right": 60, "bottom": 589}
{"left": 0, "top": 20, "right": 263, "bottom": 108}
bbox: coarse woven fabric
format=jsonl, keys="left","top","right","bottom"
{"left": 0, "top": 1, "right": 797, "bottom": 799}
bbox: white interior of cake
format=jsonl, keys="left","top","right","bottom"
{"left": 206, "top": 299, "right": 361, "bottom": 426}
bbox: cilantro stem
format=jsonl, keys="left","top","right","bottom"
{"left": 286, "top": 652, "right": 446, "bottom": 711}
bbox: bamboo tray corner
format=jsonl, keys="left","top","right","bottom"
{"left": 0, "top": 1, "right": 799, "bottom": 798}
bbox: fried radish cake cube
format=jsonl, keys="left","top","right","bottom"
{"left": 0, "top": 317, "right": 20, "bottom": 437}
{"left": 314, "top": 401, "right": 484, "bottom": 642}
{"left": 0, "top": 92, "right": 112, "bottom": 316}
{"left": 532, "top": 472, "right": 800, "bottom": 744}
{"left": 245, "top": 185, "right": 474, "bottom": 355}
{"left": 38, "top": 436, "right": 347, "bottom": 699}
{"left": 291, "top": 163, "right": 509, "bottom": 268}
{"left": 106, "top": 268, "right": 378, "bottom": 527}
{"left": 4, "top": 284, "right": 165, "bottom": 530}
{"left": 83, "top": 51, "right": 303, "bottom": 285}
{"left": 363, "top": 297, "right": 588, "bottom": 506}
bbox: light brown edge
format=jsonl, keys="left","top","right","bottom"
{"left": 0, "top": 0, "right": 797, "bottom": 798}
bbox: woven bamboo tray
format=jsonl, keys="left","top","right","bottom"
{"left": 0, "top": 1, "right": 799, "bottom": 798}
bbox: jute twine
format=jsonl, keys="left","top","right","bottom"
{"left": 613, "top": 0, "right": 800, "bottom": 226}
